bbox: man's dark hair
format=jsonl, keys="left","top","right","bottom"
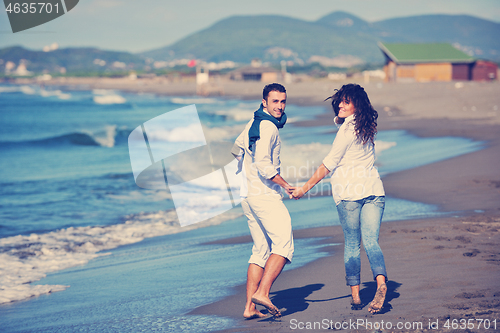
{"left": 263, "top": 83, "right": 286, "bottom": 100}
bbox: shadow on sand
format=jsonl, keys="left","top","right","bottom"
{"left": 256, "top": 283, "right": 349, "bottom": 321}
{"left": 256, "top": 280, "right": 401, "bottom": 321}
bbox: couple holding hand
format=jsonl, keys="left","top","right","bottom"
{"left": 232, "top": 83, "right": 387, "bottom": 319}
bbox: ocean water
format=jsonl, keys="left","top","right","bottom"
{"left": 0, "top": 85, "right": 484, "bottom": 332}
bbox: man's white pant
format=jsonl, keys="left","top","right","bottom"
{"left": 242, "top": 195, "right": 294, "bottom": 268}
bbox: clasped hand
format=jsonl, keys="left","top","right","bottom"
{"left": 285, "top": 186, "right": 306, "bottom": 200}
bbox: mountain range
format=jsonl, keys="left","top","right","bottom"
{"left": 1, "top": 11, "right": 499, "bottom": 75}
{"left": 0, "top": 46, "right": 145, "bottom": 75}
{"left": 143, "top": 11, "right": 500, "bottom": 65}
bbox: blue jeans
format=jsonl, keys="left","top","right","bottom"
{"left": 336, "top": 195, "right": 387, "bottom": 286}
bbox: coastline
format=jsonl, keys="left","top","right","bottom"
{"left": 7, "top": 77, "right": 500, "bottom": 332}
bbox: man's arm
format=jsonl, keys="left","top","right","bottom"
{"left": 253, "top": 122, "right": 280, "bottom": 179}
{"left": 231, "top": 128, "right": 246, "bottom": 160}
{"left": 254, "top": 122, "right": 295, "bottom": 196}
{"left": 270, "top": 174, "right": 295, "bottom": 197}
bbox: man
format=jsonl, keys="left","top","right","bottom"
{"left": 231, "top": 83, "right": 294, "bottom": 318}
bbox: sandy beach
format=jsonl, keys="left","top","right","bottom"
{"left": 23, "top": 77, "right": 500, "bottom": 332}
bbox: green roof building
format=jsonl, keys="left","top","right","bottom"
{"left": 378, "top": 42, "right": 497, "bottom": 82}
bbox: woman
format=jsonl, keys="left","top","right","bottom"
{"left": 292, "top": 83, "right": 387, "bottom": 314}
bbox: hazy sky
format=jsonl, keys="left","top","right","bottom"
{"left": 1, "top": 0, "right": 499, "bottom": 53}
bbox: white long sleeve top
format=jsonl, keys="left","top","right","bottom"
{"left": 232, "top": 112, "right": 282, "bottom": 198}
{"left": 322, "top": 114, "right": 385, "bottom": 205}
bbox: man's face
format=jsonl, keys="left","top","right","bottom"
{"left": 262, "top": 91, "right": 286, "bottom": 119}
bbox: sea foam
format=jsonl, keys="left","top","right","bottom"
{"left": 83, "top": 125, "right": 118, "bottom": 147}
{"left": 39, "top": 89, "right": 71, "bottom": 100}
{"left": 0, "top": 209, "right": 241, "bottom": 304}
{"left": 0, "top": 85, "right": 71, "bottom": 99}
{"left": 170, "top": 97, "right": 220, "bottom": 105}
{"left": 93, "top": 89, "right": 127, "bottom": 104}
{"left": 280, "top": 140, "right": 396, "bottom": 181}
{"left": 212, "top": 107, "right": 254, "bottom": 121}
{"left": 93, "top": 95, "right": 127, "bottom": 104}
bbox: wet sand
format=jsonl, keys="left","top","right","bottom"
{"left": 35, "top": 77, "right": 500, "bottom": 331}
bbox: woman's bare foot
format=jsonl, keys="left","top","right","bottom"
{"left": 251, "top": 295, "right": 281, "bottom": 317}
{"left": 243, "top": 308, "right": 267, "bottom": 319}
{"left": 368, "top": 283, "right": 387, "bottom": 314}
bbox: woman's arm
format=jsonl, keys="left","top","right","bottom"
{"left": 293, "top": 119, "right": 353, "bottom": 200}
{"left": 292, "top": 163, "right": 330, "bottom": 199}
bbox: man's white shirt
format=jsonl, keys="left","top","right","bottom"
{"left": 232, "top": 111, "right": 283, "bottom": 198}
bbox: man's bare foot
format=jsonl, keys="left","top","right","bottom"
{"left": 351, "top": 294, "right": 362, "bottom": 310}
{"left": 243, "top": 308, "right": 267, "bottom": 319}
{"left": 368, "top": 283, "right": 387, "bottom": 314}
{"left": 251, "top": 295, "right": 281, "bottom": 317}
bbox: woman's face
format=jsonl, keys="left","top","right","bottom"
{"left": 338, "top": 99, "right": 355, "bottom": 118}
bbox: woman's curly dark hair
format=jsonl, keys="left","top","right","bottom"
{"left": 325, "top": 83, "right": 378, "bottom": 145}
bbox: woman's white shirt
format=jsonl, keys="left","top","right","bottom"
{"left": 322, "top": 114, "right": 385, "bottom": 205}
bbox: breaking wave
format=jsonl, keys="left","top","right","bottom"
{"left": 0, "top": 85, "right": 71, "bottom": 100}
{"left": 0, "top": 209, "right": 242, "bottom": 304}
{"left": 0, "top": 126, "right": 129, "bottom": 148}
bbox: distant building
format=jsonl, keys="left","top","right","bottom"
{"left": 379, "top": 42, "right": 498, "bottom": 82}
{"left": 472, "top": 60, "right": 498, "bottom": 81}
{"left": 230, "top": 60, "right": 280, "bottom": 82}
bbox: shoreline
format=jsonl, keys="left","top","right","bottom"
{"left": 7, "top": 77, "right": 500, "bottom": 331}
{"left": 15, "top": 76, "right": 500, "bottom": 124}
